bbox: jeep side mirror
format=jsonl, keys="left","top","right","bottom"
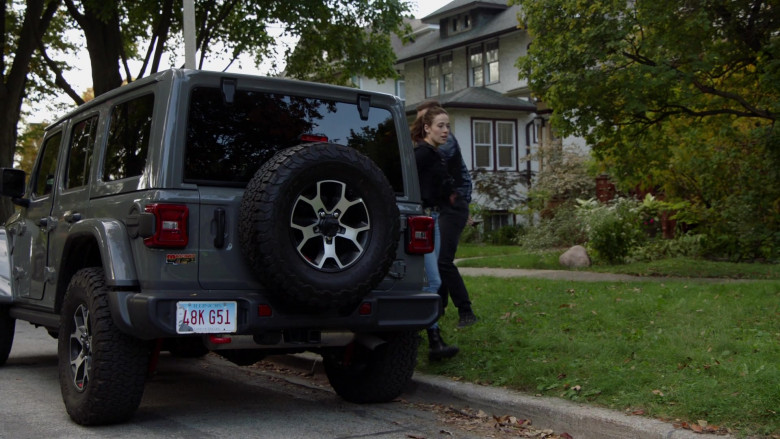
{"left": 0, "top": 168, "right": 28, "bottom": 206}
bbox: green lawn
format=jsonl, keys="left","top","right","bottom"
{"left": 417, "top": 244, "right": 780, "bottom": 437}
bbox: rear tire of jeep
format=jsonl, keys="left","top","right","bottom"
{"left": 323, "top": 331, "right": 420, "bottom": 403}
{"left": 58, "top": 268, "right": 149, "bottom": 425}
{"left": 0, "top": 306, "right": 15, "bottom": 366}
{"left": 239, "top": 143, "right": 399, "bottom": 311}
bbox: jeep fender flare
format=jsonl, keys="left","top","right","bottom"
{"left": 62, "top": 219, "right": 139, "bottom": 287}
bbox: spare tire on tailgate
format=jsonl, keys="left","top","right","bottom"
{"left": 238, "top": 143, "right": 400, "bottom": 311}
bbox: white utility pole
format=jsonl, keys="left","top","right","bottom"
{"left": 183, "top": 0, "right": 196, "bottom": 69}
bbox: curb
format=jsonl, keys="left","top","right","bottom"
{"left": 409, "top": 373, "right": 722, "bottom": 439}
{"left": 279, "top": 353, "right": 730, "bottom": 439}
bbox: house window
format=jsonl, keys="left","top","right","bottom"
{"left": 484, "top": 211, "right": 512, "bottom": 232}
{"left": 473, "top": 120, "right": 493, "bottom": 169}
{"left": 450, "top": 14, "right": 471, "bottom": 34}
{"left": 496, "top": 121, "right": 516, "bottom": 169}
{"left": 472, "top": 119, "right": 517, "bottom": 170}
{"left": 469, "top": 40, "right": 499, "bottom": 87}
{"left": 425, "top": 53, "right": 453, "bottom": 97}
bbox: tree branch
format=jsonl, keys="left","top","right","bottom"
{"left": 690, "top": 76, "right": 775, "bottom": 121}
{"left": 36, "top": 41, "right": 85, "bottom": 105}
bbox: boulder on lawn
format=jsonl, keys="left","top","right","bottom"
{"left": 559, "top": 245, "right": 591, "bottom": 268}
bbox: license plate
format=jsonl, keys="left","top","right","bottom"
{"left": 176, "top": 301, "right": 237, "bottom": 334}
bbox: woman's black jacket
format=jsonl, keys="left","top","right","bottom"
{"left": 414, "top": 141, "right": 454, "bottom": 209}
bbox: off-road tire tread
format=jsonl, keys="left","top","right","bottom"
{"left": 323, "top": 331, "right": 420, "bottom": 403}
{"left": 0, "top": 307, "right": 14, "bottom": 366}
{"left": 58, "top": 267, "right": 149, "bottom": 425}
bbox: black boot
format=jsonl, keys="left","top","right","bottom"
{"left": 457, "top": 309, "right": 478, "bottom": 328}
{"left": 427, "top": 327, "right": 459, "bottom": 361}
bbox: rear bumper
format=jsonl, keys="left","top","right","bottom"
{"left": 109, "top": 289, "right": 441, "bottom": 340}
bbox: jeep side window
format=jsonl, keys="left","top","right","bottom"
{"left": 103, "top": 94, "right": 154, "bottom": 181}
{"left": 66, "top": 116, "right": 98, "bottom": 189}
{"left": 32, "top": 131, "right": 63, "bottom": 197}
{"left": 184, "top": 87, "right": 403, "bottom": 193}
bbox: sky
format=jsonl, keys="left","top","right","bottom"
{"left": 413, "top": 0, "right": 451, "bottom": 18}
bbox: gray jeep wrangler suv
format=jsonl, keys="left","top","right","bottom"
{"left": 0, "top": 69, "right": 439, "bottom": 425}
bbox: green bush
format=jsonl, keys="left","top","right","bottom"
{"left": 576, "top": 197, "right": 645, "bottom": 264}
{"left": 484, "top": 225, "right": 524, "bottom": 245}
{"left": 628, "top": 233, "right": 705, "bottom": 262}
{"left": 459, "top": 222, "right": 482, "bottom": 244}
{"left": 516, "top": 201, "right": 588, "bottom": 249}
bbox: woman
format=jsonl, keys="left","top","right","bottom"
{"left": 410, "top": 106, "right": 459, "bottom": 361}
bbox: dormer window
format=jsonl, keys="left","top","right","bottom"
{"left": 449, "top": 13, "right": 471, "bottom": 35}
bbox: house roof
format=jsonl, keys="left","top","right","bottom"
{"left": 405, "top": 86, "right": 537, "bottom": 115}
{"left": 396, "top": 2, "right": 521, "bottom": 63}
{"left": 422, "top": 0, "right": 509, "bottom": 23}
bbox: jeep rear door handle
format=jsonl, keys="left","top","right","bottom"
{"left": 37, "top": 216, "right": 57, "bottom": 232}
{"left": 64, "top": 211, "right": 82, "bottom": 223}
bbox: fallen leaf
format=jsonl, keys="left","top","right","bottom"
{"left": 652, "top": 389, "right": 664, "bottom": 396}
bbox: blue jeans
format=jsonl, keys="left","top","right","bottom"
{"left": 423, "top": 212, "right": 441, "bottom": 293}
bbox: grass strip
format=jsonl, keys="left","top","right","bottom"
{"left": 417, "top": 276, "right": 780, "bottom": 437}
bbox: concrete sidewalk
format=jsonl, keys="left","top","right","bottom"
{"left": 458, "top": 266, "right": 646, "bottom": 282}
{"left": 457, "top": 266, "right": 746, "bottom": 283}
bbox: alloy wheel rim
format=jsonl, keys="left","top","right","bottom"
{"left": 68, "top": 304, "right": 91, "bottom": 391}
{"left": 290, "top": 179, "right": 370, "bottom": 271}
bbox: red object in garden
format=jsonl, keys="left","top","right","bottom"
{"left": 596, "top": 174, "right": 616, "bottom": 203}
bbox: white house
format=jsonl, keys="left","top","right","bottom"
{"left": 354, "top": 0, "right": 589, "bottom": 230}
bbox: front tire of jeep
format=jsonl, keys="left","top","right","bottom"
{"left": 0, "top": 306, "right": 15, "bottom": 366}
{"left": 323, "top": 331, "right": 420, "bottom": 403}
{"left": 239, "top": 143, "right": 400, "bottom": 311}
{"left": 58, "top": 267, "right": 149, "bottom": 425}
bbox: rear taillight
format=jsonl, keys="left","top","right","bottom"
{"left": 406, "top": 215, "right": 434, "bottom": 254}
{"left": 143, "top": 204, "right": 189, "bottom": 248}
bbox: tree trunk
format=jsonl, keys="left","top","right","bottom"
{"left": 0, "top": 0, "right": 57, "bottom": 221}
{"left": 78, "top": 2, "right": 124, "bottom": 96}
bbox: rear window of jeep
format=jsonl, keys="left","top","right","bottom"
{"left": 184, "top": 87, "right": 403, "bottom": 193}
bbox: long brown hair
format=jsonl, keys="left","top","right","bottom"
{"left": 410, "top": 106, "right": 448, "bottom": 144}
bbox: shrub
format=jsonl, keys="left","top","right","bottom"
{"left": 516, "top": 201, "right": 588, "bottom": 249}
{"left": 484, "top": 225, "right": 524, "bottom": 246}
{"left": 576, "top": 197, "right": 645, "bottom": 264}
{"left": 628, "top": 233, "right": 705, "bottom": 262}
